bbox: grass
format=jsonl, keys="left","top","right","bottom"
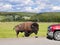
{"left": 0, "top": 22, "right": 59, "bottom": 38}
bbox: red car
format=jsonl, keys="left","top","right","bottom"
{"left": 47, "top": 24, "right": 60, "bottom": 41}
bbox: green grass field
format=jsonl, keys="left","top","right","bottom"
{"left": 0, "top": 22, "right": 59, "bottom": 38}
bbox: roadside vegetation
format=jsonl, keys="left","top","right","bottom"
{"left": 0, "top": 22, "right": 59, "bottom": 38}
{"left": 0, "top": 12, "right": 60, "bottom": 38}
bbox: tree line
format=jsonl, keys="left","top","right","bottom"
{"left": 0, "top": 12, "right": 60, "bottom": 22}
{"left": 31, "top": 12, "right": 60, "bottom": 22}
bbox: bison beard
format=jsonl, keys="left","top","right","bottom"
{"left": 14, "top": 22, "right": 39, "bottom": 38}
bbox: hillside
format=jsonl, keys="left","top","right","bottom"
{"left": 0, "top": 12, "right": 60, "bottom": 22}
{"left": 31, "top": 12, "right": 60, "bottom": 22}
{"left": 37, "top": 12, "right": 60, "bottom": 15}
{"left": 0, "top": 12, "right": 37, "bottom": 16}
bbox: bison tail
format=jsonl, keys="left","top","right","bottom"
{"left": 13, "top": 25, "right": 19, "bottom": 30}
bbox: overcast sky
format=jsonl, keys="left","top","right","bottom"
{"left": 0, "top": 0, "right": 60, "bottom": 13}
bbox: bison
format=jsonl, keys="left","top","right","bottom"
{"left": 13, "top": 22, "right": 39, "bottom": 38}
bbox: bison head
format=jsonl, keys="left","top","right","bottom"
{"left": 32, "top": 22, "right": 39, "bottom": 30}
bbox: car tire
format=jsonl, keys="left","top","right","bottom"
{"left": 47, "top": 35, "right": 53, "bottom": 40}
{"left": 54, "top": 31, "right": 60, "bottom": 41}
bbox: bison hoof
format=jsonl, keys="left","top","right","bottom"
{"left": 35, "top": 36, "right": 38, "bottom": 38}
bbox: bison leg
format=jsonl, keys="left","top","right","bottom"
{"left": 16, "top": 31, "right": 19, "bottom": 38}
{"left": 24, "top": 31, "right": 31, "bottom": 37}
{"left": 34, "top": 31, "right": 38, "bottom": 38}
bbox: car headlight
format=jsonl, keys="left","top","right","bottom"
{"left": 48, "top": 26, "right": 52, "bottom": 31}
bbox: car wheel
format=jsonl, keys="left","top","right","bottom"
{"left": 54, "top": 31, "right": 60, "bottom": 41}
{"left": 47, "top": 35, "right": 53, "bottom": 40}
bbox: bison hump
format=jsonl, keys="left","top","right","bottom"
{"left": 24, "top": 22, "right": 33, "bottom": 30}
{"left": 19, "top": 22, "right": 33, "bottom": 30}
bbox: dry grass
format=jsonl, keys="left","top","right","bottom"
{"left": 0, "top": 22, "right": 59, "bottom": 38}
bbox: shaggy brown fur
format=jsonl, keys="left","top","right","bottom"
{"left": 14, "top": 22, "right": 39, "bottom": 37}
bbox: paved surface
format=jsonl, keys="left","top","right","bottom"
{"left": 0, "top": 37, "right": 60, "bottom": 45}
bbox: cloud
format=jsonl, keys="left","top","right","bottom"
{"left": 0, "top": 0, "right": 60, "bottom": 12}
{"left": 0, "top": 3, "right": 12, "bottom": 11}
{"left": 18, "top": 0, "right": 47, "bottom": 12}
{"left": 7, "top": 0, "right": 33, "bottom": 5}
{"left": 52, "top": 6, "right": 60, "bottom": 10}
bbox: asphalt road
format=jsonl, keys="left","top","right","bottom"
{"left": 0, "top": 37, "right": 60, "bottom": 45}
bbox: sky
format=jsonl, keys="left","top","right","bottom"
{"left": 0, "top": 0, "right": 60, "bottom": 13}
